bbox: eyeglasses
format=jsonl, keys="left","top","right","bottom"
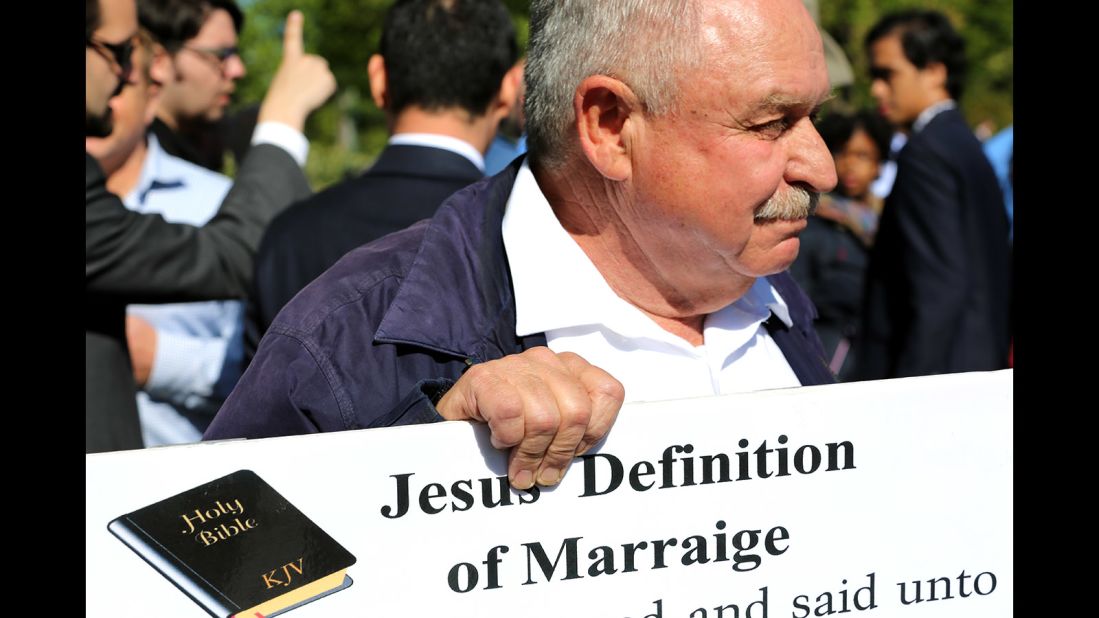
{"left": 868, "top": 67, "right": 894, "bottom": 82}
{"left": 87, "top": 35, "right": 135, "bottom": 78}
{"left": 181, "top": 45, "right": 241, "bottom": 72}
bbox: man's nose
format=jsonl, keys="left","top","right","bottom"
{"left": 785, "top": 117, "right": 838, "bottom": 194}
{"left": 224, "top": 54, "right": 246, "bottom": 80}
{"left": 869, "top": 79, "right": 888, "bottom": 102}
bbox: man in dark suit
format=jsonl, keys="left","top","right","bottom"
{"left": 210, "top": 0, "right": 837, "bottom": 492}
{"left": 855, "top": 10, "right": 1011, "bottom": 380}
{"left": 86, "top": 0, "right": 335, "bottom": 453}
{"left": 244, "top": 0, "right": 522, "bottom": 360}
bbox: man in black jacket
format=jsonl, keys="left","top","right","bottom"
{"left": 243, "top": 0, "right": 522, "bottom": 361}
{"left": 86, "top": 0, "right": 335, "bottom": 452}
{"left": 856, "top": 10, "right": 1011, "bottom": 379}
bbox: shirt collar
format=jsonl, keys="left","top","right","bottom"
{"left": 387, "top": 133, "right": 485, "bottom": 173}
{"left": 127, "top": 132, "right": 177, "bottom": 208}
{"left": 912, "top": 99, "right": 956, "bottom": 134}
{"left": 502, "top": 160, "right": 793, "bottom": 340}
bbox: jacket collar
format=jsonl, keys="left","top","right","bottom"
{"left": 375, "top": 158, "right": 526, "bottom": 361}
{"left": 367, "top": 143, "right": 484, "bottom": 184}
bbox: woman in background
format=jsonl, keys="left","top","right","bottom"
{"left": 789, "top": 110, "right": 892, "bottom": 380}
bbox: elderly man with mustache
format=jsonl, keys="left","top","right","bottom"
{"left": 207, "top": 0, "right": 839, "bottom": 492}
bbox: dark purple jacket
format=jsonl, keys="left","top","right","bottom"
{"left": 205, "top": 160, "right": 835, "bottom": 440}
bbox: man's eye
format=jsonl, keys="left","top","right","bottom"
{"left": 754, "top": 118, "right": 791, "bottom": 139}
{"left": 869, "top": 68, "right": 892, "bottom": 81}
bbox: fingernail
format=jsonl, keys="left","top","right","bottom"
{"left": 537, "top": 468, "right": 561, "bottom": 486}
{"left": 513, "top": 470, "right": 534, "bottom": 489}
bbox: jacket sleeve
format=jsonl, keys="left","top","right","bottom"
{"left": 241, "top": 211, "right": 297, "bottom": 368}
{"left": 889, "top": 144, "right": 968, "bottom": 376}
{"left": 85, "top": 143, "right": 310, "bottom": 304}
{"left": 204, "top": 331, "right": 448, "bottom": 441}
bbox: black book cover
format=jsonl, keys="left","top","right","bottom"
{"left": 108, "top": 470, "right": 356, "bottom": 617}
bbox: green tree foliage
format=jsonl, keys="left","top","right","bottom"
{"left": 233, "top": 0, "right": 531, "bottom": 188}
{"left": 233, "top": 1, "right": 1008, "bottom": 189}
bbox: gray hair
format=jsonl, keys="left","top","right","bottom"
{"left": 524, "top": 0, "right": 702, "bottom": 168}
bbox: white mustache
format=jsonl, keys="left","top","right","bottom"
{"left": 754, "top": 186, "right": 819, "bottom": 222}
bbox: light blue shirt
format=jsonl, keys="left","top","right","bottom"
{"left": 983, "top": 125, "right": 1013, "bottom": 242}
{"left": 484, "top": 133, "right": 527, "bottom": 176}
{"left": 123, "top": 133, "right": 241, "bottom": 446}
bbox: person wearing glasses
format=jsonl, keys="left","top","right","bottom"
{"left": 87, "top": 27, "right": 246, "bottom": 448}
{"left": 138, "top": 0, "right": 249, "bottom": 172}
{"left": 86, "top": 0, "right": 138, "bottom": 138}
{"left": 86, "top": 0, "right": 336, "bottom": 453}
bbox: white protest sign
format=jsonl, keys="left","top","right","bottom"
{"left": 87, "top": 370, "right": 1011, "bottom": 617}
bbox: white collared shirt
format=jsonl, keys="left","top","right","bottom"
{"left": 912, "top": 99, "right": 956, "bottom": 134}
{"left": 388, "top": 133, "right": 485, "bottom": 173}
{"left": 251, "top": 121, "right": 310, "bottom": 167}
{"left": 501, "top": 162, "right": 801, "bottom": 403}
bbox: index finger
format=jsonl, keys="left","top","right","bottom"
{"left": 281, "top": 10, "right": 304, "bottom": 61}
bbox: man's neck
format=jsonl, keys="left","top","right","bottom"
{"left": 155, "top": 112, "right": 220, "bottom": 142}
{"left": 106, "top": 137, "right": 149, "bottom": 199}
{"left": 532, "top": 161, "right": 756, "bottom": 346}
{"left": 390, "top": 106, "right": 497, "bottom": 155}
{"left": 155, "top": 110, "right": 179, "bottom": 132}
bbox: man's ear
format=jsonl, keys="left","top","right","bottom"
{"left": 920, "top": 61, "right": 949, "bottom": 96}
{"left": 367, "top": 54, "right": 388, "bottom": 109}
{"left": 148, "top": 43, "right": 173, "bottom": 87}
{"left": 145, "top": 44, "right": 173, "bottom": 124}
{"left": 490, "top": 61, "right": 524, "bottom": 126}
{"left": 574, "top": 75, "right": 639, "bottom": 182}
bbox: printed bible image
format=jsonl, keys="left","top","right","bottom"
{"left": 108, "top": 469, "right": 356, "bottom": 617}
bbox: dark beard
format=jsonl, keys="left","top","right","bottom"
{"left": 86, "top": 106, "right": 114, "bottom": 138}
{"left": 86, "top": 77, "right": 125, "bottom": 137}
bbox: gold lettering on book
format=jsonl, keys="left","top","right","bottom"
{"left": 180, "top": 499, "right": 245, "bottom": 534}
{"left": 262, "top": 558, "right": 305, "bottom": 589}
{"left": 178, "top": 499, "right": 258, "bottom": 546}
{"left": 196, "top": 517, "right": 259, "bottom": 546}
